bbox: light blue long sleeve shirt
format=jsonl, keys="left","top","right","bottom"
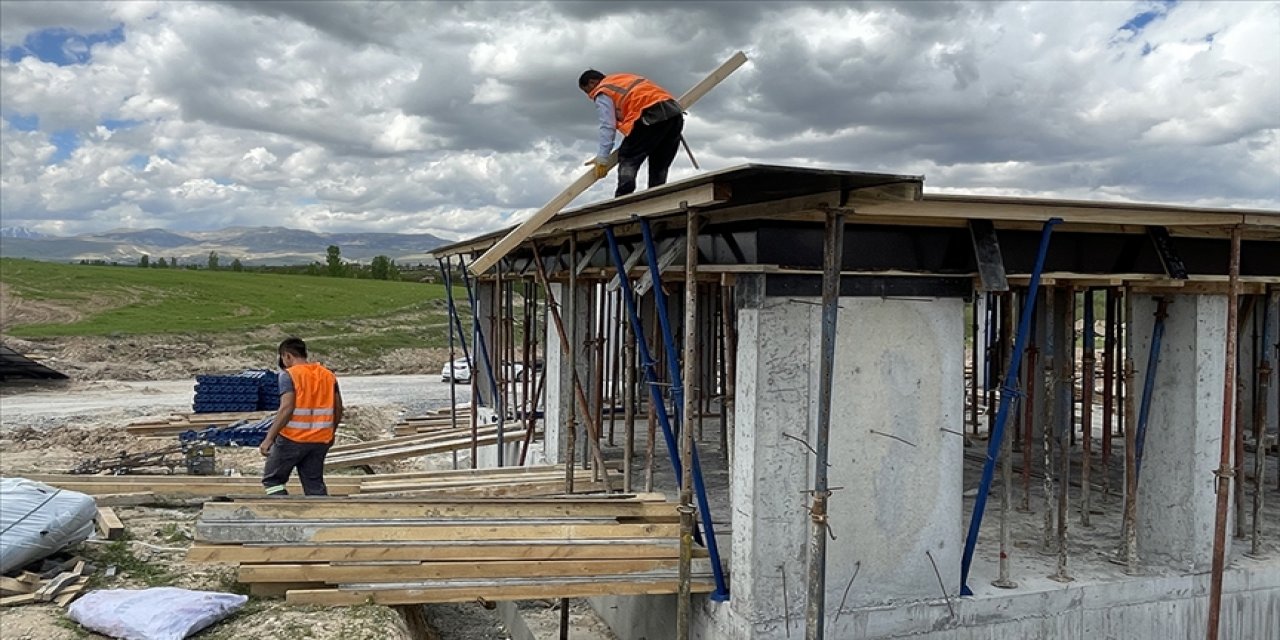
{"left": 594, "top": 94, "right": 617, "bottom": 160}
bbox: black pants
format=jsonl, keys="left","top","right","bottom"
{"left": 615, "top": 113, "right": 684, "bottom": 198}
{"left": 262, "top": 437, "right": 330, "bottom": 496}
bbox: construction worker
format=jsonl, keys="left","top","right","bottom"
{"left": 259, "top": 337, "right": 342, "bottom": 496}
{"left": 579, "top": 69, "right": 684, "bottom": 197}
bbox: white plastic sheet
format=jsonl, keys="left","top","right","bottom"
{"left": 0, "top": 477, "right": 97, "bottom": 574}
{"left": 68, "top": 587, "right": 248, "bottom": 640}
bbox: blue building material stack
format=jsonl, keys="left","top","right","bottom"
{"left": 193, "top": 369, "right": 281, "bottom": 413}
{"left": 179, "top": 416, "right": 273, "bottom": 447}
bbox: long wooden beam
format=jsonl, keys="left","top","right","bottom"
{"left": 285, "top": 577, "right": 716, "bottom": 605}
{"left": 239, "top": 557, "right": 711, "bottom": 583}
{"left": 196, "top": 522, "right": 681, "bottom": 544}
{"left": 187, "top": 540, "right": 691, "bottom": 563}
{"left": 468, "top": 51, "right": 749, "bottom": 275}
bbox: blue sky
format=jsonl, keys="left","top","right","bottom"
{"left": 0, "top": 1, "right": 1276, "bottom": 238}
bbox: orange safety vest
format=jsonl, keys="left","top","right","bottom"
{"left": 279, "top": 362, "right": 338, "bottom": 444}
{"left": 588, "top": 73, "right": 676, "bottom": 137}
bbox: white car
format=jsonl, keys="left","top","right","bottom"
{"left": 441, "top": 358, "right": 472, "bottom": 383}
{"left": 440, "top": 358, "right": 530, "bottom": 384}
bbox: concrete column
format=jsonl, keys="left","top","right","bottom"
{"left": 729, "top": 275, "right": 965, "bottom": 637}
{"left": 542, "top": 282, "right": 590, "bottom": 466}
{"left": 473, "top": 279, "right": 498, "bottom": 409}
{"left": 1131, "top": 293, "right": 1228, "bottom": 571}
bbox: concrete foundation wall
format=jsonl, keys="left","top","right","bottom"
{"left": 730, "top": 277, "right": 964, "bottom": 632}
{"left": 692, "top": 561, "right": 1279, "bottom": 640}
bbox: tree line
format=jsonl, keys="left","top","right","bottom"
{"left": 78, "top": 245, "right": 433, "bottom": 282}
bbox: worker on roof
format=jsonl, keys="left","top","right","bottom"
{"left": 259, "top": 337, "right": 343, "bottom": 496}
{"left": 579, "top": 69, "right": 684, "bottom": 198}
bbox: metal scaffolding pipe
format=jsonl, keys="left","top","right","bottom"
{"left": 1249, "top": 291, "right": 1273, "bottom": 557}
{"left": 805, "top": 207, "right": 844, "bottom": 639}
{"left": 1207, "top": 226, "right": 1243, "bottom": 640}
{"left": 528, "top": 242, "right": 612, "bottom": 486}
{"left": 1081, "top": 289, "right": 1095, "bottom": 526}
{"left": 960, "top": 217, "right": 1061, "bottom": 594}
{"left": 677, "top": 209, "right": 700, "bottom": 640}
{"left": 994, "top": 289, "right": 1017, "bottom": 589}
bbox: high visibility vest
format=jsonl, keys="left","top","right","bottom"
{"left": 279, "top": 362, "right": 337, "bottom": 444}
{"left": 588, "top": 73, "right": 677, "bottom": 137}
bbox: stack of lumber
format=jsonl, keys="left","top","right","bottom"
{"left": 392, "top": 415, "right": 476, "bottom": 436}
{"left": 0, "top": 558, "right": 89, "bottom": 608}
{"left": 325, "top": 425, "right": 531, "bottom": 469}
{"left": 126, "top": 411, "right": 273, "bottom": 437}
{"left": 23, "top": 464, "right": 614, "bottom": 500}
{"left": 187, "top": 495, "right": 714, "bottom": 604}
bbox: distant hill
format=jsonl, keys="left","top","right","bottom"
{"left": 0, "top": 226, "right": 450, "bottom": 266}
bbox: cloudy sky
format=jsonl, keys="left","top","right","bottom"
{"left": 1, "top": 1, "right": 1276, "bottom": 240}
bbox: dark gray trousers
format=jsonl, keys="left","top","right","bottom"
{"left": 261, "top": 437, "right": 331, "bottom": 496}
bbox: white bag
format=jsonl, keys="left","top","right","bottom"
{"left": 68, "top": 587, "right": 248, "bottom": 640}
{"left": 0, "top": 477, "right": 97, "bottom": 574}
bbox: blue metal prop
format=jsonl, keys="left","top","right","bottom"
{"left": 960, "top": 217, "right": 1062, "bottom": 595}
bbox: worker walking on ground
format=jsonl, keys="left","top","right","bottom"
{"left": 579, "top": 69, "right": 684, "bottom": 197}
{"left": 259, "top": 337, "right": 342, "bottom": 496}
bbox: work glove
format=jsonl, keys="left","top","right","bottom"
{"left": 584, "top": 157, "right": 610, "bottom": 180}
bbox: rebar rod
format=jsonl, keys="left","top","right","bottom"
{"left": 971, "top": 298, "right": 981, "bottom": 437}
{"left": 1207, "top": 226, "right": 1242, "bottom": 640}
{"left": 805, "top": 207, "right": 844, "bottom": 638}
{"left": 623, "top": 309, "right": 636, "bottom": 493}
{"left": 1022, "top": 340, "right": 1037, "bottom": 512}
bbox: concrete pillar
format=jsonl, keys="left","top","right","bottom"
{"left": 1131, "top": 293, "right": 1228, "bottom": 572}
{"left": 543, "top": 282, "right": 589, "bottom": 465}
{"left": 474, "top": 279, "right": 498, "bottom": 409}
{"left": 728, "top": 275, "right": 965, "bottom": 637}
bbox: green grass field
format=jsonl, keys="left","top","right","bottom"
{"left": 1, "top": 258, "right": 450, "bottom": 338}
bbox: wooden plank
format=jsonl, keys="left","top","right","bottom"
{"left": 93, "top": 492, "right": 159, "bottom": 507}
{"left": 53, "top": 577, "right": 88, "bottom": 607}
{"left": 250, "top": 581, "right": 327, "bottom": 597}
{"left": 968, "top": 219, "right": 1008, "bottom": 292}
{"left": 34, "top": 562, "right": 83, "bottom": 602}
{"left": 196, "top": 522, "right": 680, "bottom": 544}
{"left": 467, "top": 51, "right": 748, "bottom": 275}
{"left": 0, "top": 577, "right": 33, "bottom": 595}
{"left": 0, "top": 593, "right": 36, "bottom": 607}
{"left": 201, "top": 500, "right": 677, "bottom": 521}
{"left": 95, "top": 507, "right": 125, "bottom": 540}
{"left": 239, "top": 557, "right": 709, "bottom": 584}
{"left": 188, "top": 540, "right": 689, "bottom": 563}
{"left": 285, "top": 577, "right": 715, "bottom": 605}
{"left": 324, "top": 432, "right": 529, "bottom": 469}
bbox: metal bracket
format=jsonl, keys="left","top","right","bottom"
{"left": 1147, "top": 226, "right": 1189, "bottom": 280}
{"left": 968, "top": 219, "right": 1009, "bottom": 292}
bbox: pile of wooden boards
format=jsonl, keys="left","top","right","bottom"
{"left": 0, "top": 558, "right": 89, "bottom": 608}
{"left": 392, "top": 415, "right": 473, "bottom": 436}
{"left": 325, "top": 424, "right": 530, "bottom": 469}
{"left": 126, "top": 411, "right": 272, "bottom": 437}
{"left": 187, "top": 494, "right": 715, "bottom": 605}
{"left": 22, "top": 464, "right": 614, "bottom": 500}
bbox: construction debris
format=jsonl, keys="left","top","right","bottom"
{"left": 187, "top": 494, "right": 714, "bottom": 605}
{"left": 126, "top": 411, "right": 274, "bottom": 438}
{"left": 0, "top": 555, "right": 90, "bottom": 608}
{"left": 324, "top": 425, "right": 533, "bottom": 469}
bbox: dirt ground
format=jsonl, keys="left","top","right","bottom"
{"left": 0, "top": 371, "right": 616, "bottom": 640}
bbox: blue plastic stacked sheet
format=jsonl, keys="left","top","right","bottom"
{"left": 192, "top": 369, "right": 280, "bottom": 413}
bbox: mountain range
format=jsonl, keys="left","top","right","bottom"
{"left": 0, "top": 226, "right": 451, "bottom": 266}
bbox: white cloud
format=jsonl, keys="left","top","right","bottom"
{"left": 0, "top": 0, "right": 1276, "bottom": 240}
